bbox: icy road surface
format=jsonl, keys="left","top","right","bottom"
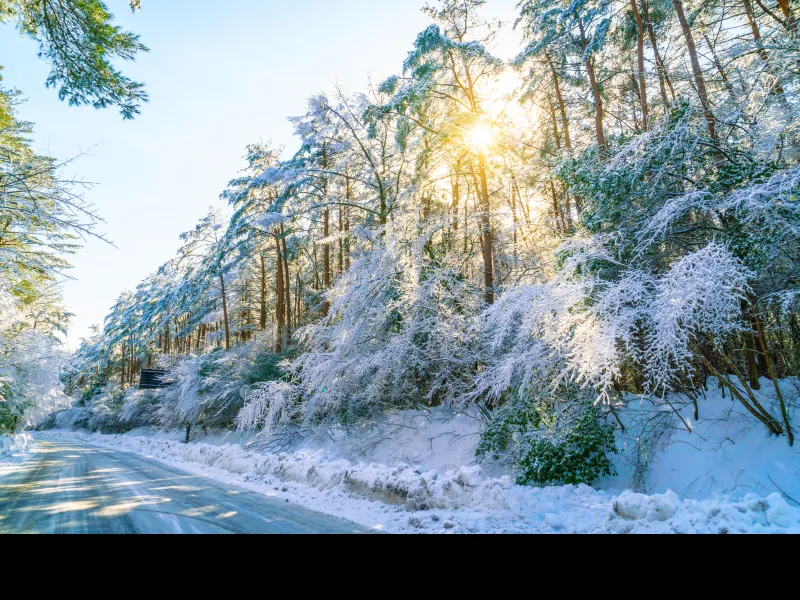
{"left": 0, "top": 438, "right": 367, "bottom": 534}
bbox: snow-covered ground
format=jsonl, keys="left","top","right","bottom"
{"left": 40, "top": 383, "right": 800, "bottom": 533}
{"left": 0, "top": 434, "right": 35, "bottom": 458}
{"left": 0, "top": 434, "right": 37, "bottom": 481}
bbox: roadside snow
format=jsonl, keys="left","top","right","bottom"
{"left": 0, "top": 434, "right": 35, "bottom": 456}
{"left": 41, "top": 428, "right": 800, "bottom": 534}
{"left": 0, "top": 434, "right": 37, "bottom": 481}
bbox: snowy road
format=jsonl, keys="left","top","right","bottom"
{"left": 0, "top": 438, "right": 368, "bottom": 534}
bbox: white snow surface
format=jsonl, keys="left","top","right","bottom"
{"left": 0, "top": 434, "right": 35, "bottom": 457}
{"left": 0, "top": 434, "right": 37, "bottom": 481}
{"left": 40, "top": 386, "right": 800, "bottom": 533}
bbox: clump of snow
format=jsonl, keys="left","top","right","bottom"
{"left": 0, "top": 434, "right": 36, "bottom": 481}
{"left": 0, "top": 434, "right": 35, "bottom": 456}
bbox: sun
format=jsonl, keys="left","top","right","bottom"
{"left": 467, "top": 122, "right": 496, "bottom": 152}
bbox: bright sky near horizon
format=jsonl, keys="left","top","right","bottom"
{"left": 0, "top": 0, "right": 519, "bottom": 349}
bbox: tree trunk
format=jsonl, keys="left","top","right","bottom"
{"left": 578, "top": 20, "right": 606, "bottom": 147}
{"left": 631, "top": 0, "right": 650, "bottom": 131}
{"left": 275, "top": 235, "right": 285, "bottom": 353}
{"left": 643, "top": 0, "right": 675, "bottom": 109}
{"left": 322, "top": 145, "right": 331, "bottom": 316}
{"left": 451, "top": 172, "right": 461, "bottom": 235}
{"left": 547, "top": 53, "right": 572, "bottom": 149}
{"left": 745, "top": 0, "right": 769, "bottom": 60}
{"left": 338, "top": 206, "right": 344, "bottom": 276}
{"left": 260, "top": 255, "right": 267, "bottom": 330}
{"left": 754, "top": 315, "right": 794, "bottom": 446}
{"left": 477, "top": 151, "right": 494, "bottom": 304}
{"left": 120, "top": 343, "right": 126, "bottom": 388}
{"left": 281, "top": 227, "right": 292, "bottom": 345}
{"left": 743, "top": 0, "right": 785, "bottom": 96}
{"left": 777, "top": 0, "right": 797, "bottom": 33}
{"left": 219, "top": 274, "right": 231, "bottom": 351}
{"left": 323, "top": 207, "right": 331, "bottom": 316}
{"left": 550, "top": 179, "right": 566, "bottom": 234}
{"left": 672, "top": 0, "right": 716, "bottom": 142}
{"left": 549, "top": 99, "right": 562, "bottom": 150}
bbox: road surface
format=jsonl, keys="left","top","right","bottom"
{"left": 0, "top": 438, "right": 368, "bottom": 534}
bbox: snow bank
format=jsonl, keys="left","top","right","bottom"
{"left": 606, "top": 380, "right": 800, "bottom": 501}
{"left": 0, "top": 434, "right": 35, "bottom": 456}
{"left": 45, "top": 430, "right": 800, "bottom": 534}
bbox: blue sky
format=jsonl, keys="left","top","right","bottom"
{"left": 0, "top": 0, "right": 519, "bottom": 348}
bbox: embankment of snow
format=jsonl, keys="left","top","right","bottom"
{"left": 43, "top": 430, "right": 800, "bottom": 534}
{"left": 606, "top": 379, "right": 800, "bottom": 501}
{"left": 0, "top": 434, "right": 35, "bottom": 456}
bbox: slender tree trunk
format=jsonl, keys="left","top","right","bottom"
{"left": 578, "top": 20, "right": 606, "bottom": 147}
{"left": 338, "top": 206, "right": 344, "bottom": 276}
{"left": 549, "top": 99, "right": 562, "bottom": 150}
{"left": 282, "top": 228, "right": 292, "bottom": 344}
{"left": 745, "top": 0, "right": 769, "bottom": 60}
{"left": 743, "top": 0, "right": 785, "bottom": 96}
{"left": 275, "top": 235, "right": 285, "bottom": 353}
{"left": 219, "top": 274, "right": 231, "bottom": 351}
{"left": 631, "top": 0, "right": 650, "bottom": 131}
{"left": 672, "top": 0, "right": 716, "bottom": 142}
{"left": 322, "top": 146, "right": 331, "bottom": 316}
{"left": 547, "top": 53, "right": 572, "bottom": 150}
{"left": 451, "top": 172, "right": 461, "bottom": 235}
{"left": 477, "top": 151, "right": 494, "bottom": 305}
{"left": 642, "top": 0, "right": 676, "bottom": 116}
{"left": 312, "top": 243, "right": 321, "bottom": 291}
{"left": 344, "top": 207, "right": 351, "bottom": 271}
{"left": 550, "top": 179, "right": 566, "bottom": 233}
{"left": 260, "top": 254, "right": 267, "bottom": 331}
{"left": 777, "top": 0, "right": 797, "bottom": 33}
{"left": 510, "top": 184, "right": 520, "bottom": 251}
{"left": 120, "top": 343, "right": 126, "bottom": 388}
{"left": 296, "top": 272, "right": 302, "bottom": 326}
{"left": 742, "top": 302, "right": 762, "bottom": 390}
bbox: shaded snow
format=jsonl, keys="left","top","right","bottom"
{"left": 606, "top": 379, "right": 800, "bottom": 503}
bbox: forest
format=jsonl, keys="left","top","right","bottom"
{"left": 4, "top": 0, "right": 800, "bottom": 490}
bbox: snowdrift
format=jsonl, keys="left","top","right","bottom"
{"left": 0, "top": 434, "right": 35, "bottom": 456}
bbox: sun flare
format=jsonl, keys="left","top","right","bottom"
{"left": 467, "top": 122, "right": 496, "bottom": 152}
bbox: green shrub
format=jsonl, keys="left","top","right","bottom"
{"left": 515, "top": 402, "right": 617, "bottom": 486}
{"left": 477, "top": 388, "right": 617, "bottom": 486}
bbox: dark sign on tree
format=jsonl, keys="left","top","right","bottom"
{"left": 139, "top": 369, "right": 170, "bottom": 389}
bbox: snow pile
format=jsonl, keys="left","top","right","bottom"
{"left": 45, "top": 430, "right": 800, "bottom": 534}
{"left": 0, "top": 434, "right": 35, "bottom": 457}
{"left": 57, "top": 430, "right": 511, "bottom": 511}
